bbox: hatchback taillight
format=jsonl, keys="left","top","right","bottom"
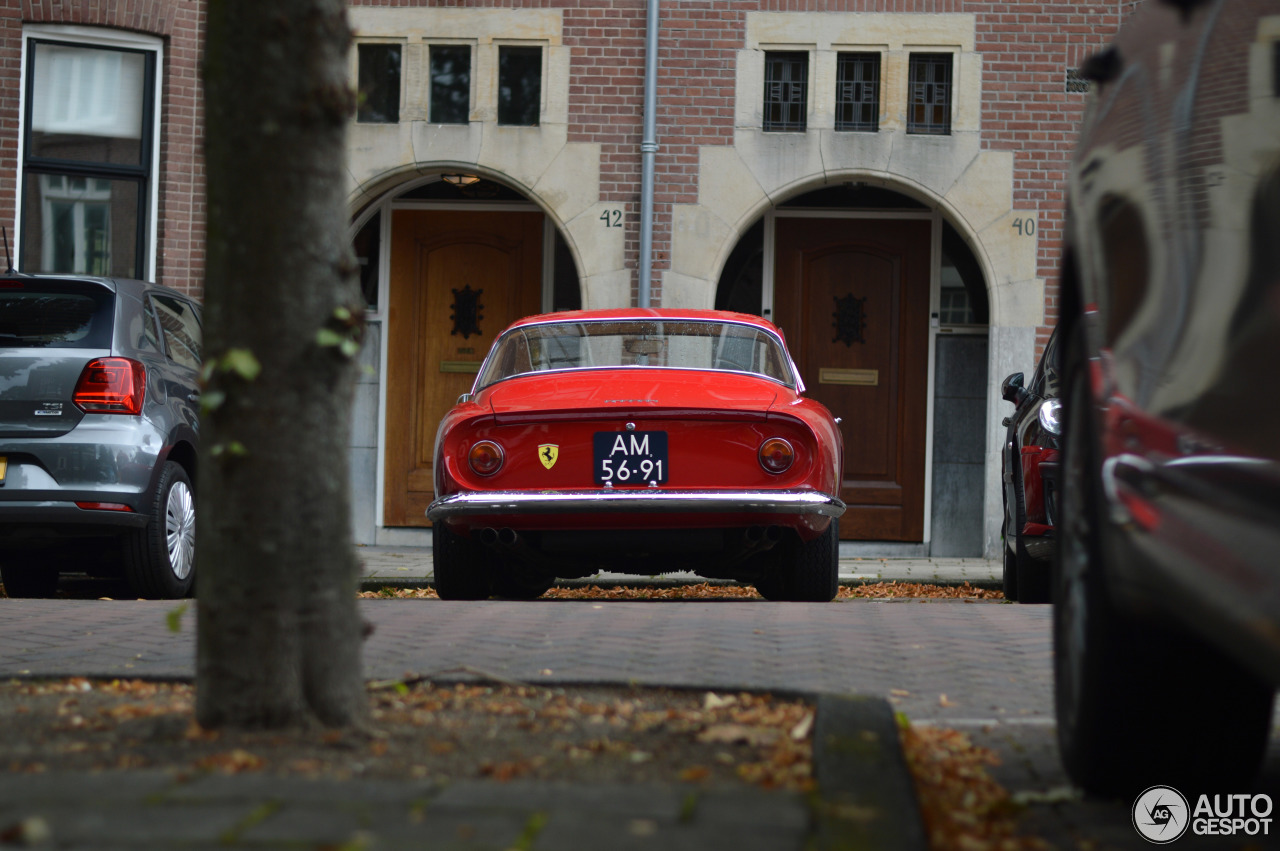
{"left": 73, "top": 358, "right": 146, "bottom": 415}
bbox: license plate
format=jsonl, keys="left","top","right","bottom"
{"left": 593, "top": 431, "right": 668, "bottom": 486}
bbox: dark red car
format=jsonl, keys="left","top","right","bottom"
{"left": 1000, "top": 325, "right": 1061, "bottom": 604}
{"left": 427, "top": 309, "right": 845, "bottom": 602}
{"left": 1054, "top": 0, "right": 1280, "bottom": 796}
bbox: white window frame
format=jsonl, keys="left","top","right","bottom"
{"left": 16, "top": 25, "right": 163, "bottom": 280}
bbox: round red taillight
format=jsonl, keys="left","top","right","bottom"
{"left": 468, "top": 441, "right": 504, "bottom": 476}
{"left": 758, "top": 437, "right": 794, "bottom": 474}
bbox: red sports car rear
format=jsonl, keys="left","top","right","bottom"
{"left": 427, "top": 310, "right": 844, "bottom": 601}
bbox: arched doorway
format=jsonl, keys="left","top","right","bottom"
{"left": 714, "top": 184, "right": 989, "bottom": 553}
{"left": 352, "top": 176, "right": 582, "bottom": 529}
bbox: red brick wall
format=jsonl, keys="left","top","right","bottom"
{"left": 971, "top": 1, "right": 1124, "bottom": 350}
{"left": 0, "top": 0, "right": 205, "bottom": 295}
{"left": 0, "top": 0, "right": 1135, "bottom": 316}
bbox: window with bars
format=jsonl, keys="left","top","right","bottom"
{"left": 763, "top": 52, "right": 808, "bottom": 132}
{"left": 908, "top": 53, "right": 952, "bottom": 135}
{"left": 498, "top": 46, "right": 542, "bottom": 126}
{"left": 430, "top": 45, "right": 471, "bottom": 125}
{"left": 1065, "top": 67, "right": 1090, "bottom": 94}
{"left": 835, "top": 53, "right": 880, "bottom": 132}
{"left": 357, "top": 43, "right": 401, "bottom": 123}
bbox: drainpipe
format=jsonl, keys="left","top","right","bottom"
{"left": 637, "top": 0, "right": 660, "bottom": 307}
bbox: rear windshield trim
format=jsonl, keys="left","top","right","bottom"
{"left": 474, "top": 317, "right": 798, "bottom": 393}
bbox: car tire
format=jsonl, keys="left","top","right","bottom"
{"left": 0, "top": 554, "right": 59, "bottom": 598}
{"left": 753, "top": 561, "right": 787, "bottom": 601}
{"left": 1001, "top": 517, "right": 1020, "bottom": 602}
{"left": 123, "top": 461, "right": 196, "bottom": 600}
{"left": 1009, "top": 469, "right": 1051, "bottom": 604}
{"left": 1054, "top": 330, "right": 1273, "bottom": 797}
{"left": 432, "top": 522, "right": 493, "bottom": 600}
{"left": 490, "top": 561, "right": 553, "bottom": 600}
{"left": 761, "top": 519, "right": 838, "bottom": 602}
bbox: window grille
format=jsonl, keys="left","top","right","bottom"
{"left": 498, "top": 47, "right": 542, "bottom": 126}
{"left": 907, "top": 53, "right": 952, "bottom": 135}
{"left": 763, "top": 52, "right": 808, "bottom": 132}
{"left": 430, "top": 45, "right": 471, "bottom": 125}
{"left": 835, "top": 53, "right": 880, "bottom": 132}
{"left": 938, "top": 286, "right": 975, "bottom": 325}
{"left": 357, "top": 44, "right": 401, "bottom": 123}
{"left": 1065, "top": 67, "right": 1090, "bottom": 94}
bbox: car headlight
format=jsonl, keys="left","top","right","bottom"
{"left": 1038, "top": 399, "right": 1062, "bottom": 437}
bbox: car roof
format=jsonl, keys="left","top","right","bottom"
{"left": 504, "top": 308, "right": 784, "bottom": 336}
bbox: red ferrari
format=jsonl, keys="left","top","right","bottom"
{"left": 427, "top": 309, "right": 845, "bottom": 601}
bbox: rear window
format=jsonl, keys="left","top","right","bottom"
{"left": 476, "top": 319, "right": 797, "bottom": 390}
{"left": 0, "top": 280, "right": 114, "bottom": 348}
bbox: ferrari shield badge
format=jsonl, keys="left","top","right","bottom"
{"left": 538, "top": 444, "right": 559, "bottom": 469}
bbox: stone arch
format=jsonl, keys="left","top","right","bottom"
{"left": 707, "top": 173, "right": 995, "bottom": 330}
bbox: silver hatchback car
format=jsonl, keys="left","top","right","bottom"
{"left": 0, "top": 274, "right": 200, "bottom": 598}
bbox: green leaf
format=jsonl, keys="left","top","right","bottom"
{"left": 200, "top": 390, "right": 227, "bottom": 415}
{"left": 166, "top": 602, "right": 189, "bottom": 633}
{"left": 316, "top": 328, "right": 346, "bottom": 348}
{"left": 210, "top": 440, "right": 248, "bottom": 458}
{"left": 333, "top": 305, "right": 353, "bottom": 323}
{"left": 340, "top": 338, "right": 360, "bottom": 358}
{"left": 220, "top": 348, "right": 261, "bottom": 381}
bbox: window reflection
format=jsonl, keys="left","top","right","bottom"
{"left": 29, "top": 43, "right": 146, "bottom": 166}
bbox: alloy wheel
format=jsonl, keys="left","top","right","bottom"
{"left": 165, "top": 479, "right": 196, "bottom": 580}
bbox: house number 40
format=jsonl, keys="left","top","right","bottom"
{"left": 1012, "top": 217, "right": 1037, "bottom": 236}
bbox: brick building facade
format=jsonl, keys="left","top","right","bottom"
{"left": 0, "top": 1, "right": 1143, "bottom": 555}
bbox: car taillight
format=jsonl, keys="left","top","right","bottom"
{"left": 73, "top": 358, "right": 146, "bottom": 415}
{"left": 468, "top": 440, "right": 504, "bottom": 476}
{"left": 758, "top": 437, "right": 794, "bottom": 474}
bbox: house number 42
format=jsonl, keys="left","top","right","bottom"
{"left": 600, "top": 209, "right": 623, "bottom": 228}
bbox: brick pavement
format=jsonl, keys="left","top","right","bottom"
{"left": 0, "top": 598, "right": 1049, "bottom": 725}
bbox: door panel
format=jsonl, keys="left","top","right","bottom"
{"left": 774, "top": 218, "right": 931, "bottom": 541}
{"left": 384, "top": 210, "right": 544, "bottom": 526}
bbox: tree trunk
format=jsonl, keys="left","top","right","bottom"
{"left": 196, "top": 0, "right": 366, "bottom": 729}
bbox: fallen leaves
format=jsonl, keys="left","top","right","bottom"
{"left": 358, "top": 581, "right": 1003, "bottom": 602}
{"left": 899, "top": 723, "right": 1049, "bottom": 851}
{"left": 0, "top": 677, "right": 1054, "bottom": 849}
{"left": 0, "top": 678, "right": 814, "bottom": 792}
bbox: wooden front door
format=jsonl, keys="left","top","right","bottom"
{"left": 773, "top": 217, "right": 931, "bottom": 541}
{"left": 384, "top": 209, "right": 544, "bottom": 526}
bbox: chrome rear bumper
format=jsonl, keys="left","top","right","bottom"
{"left": 427, "top": 488, "right": 845, "bottom": 521}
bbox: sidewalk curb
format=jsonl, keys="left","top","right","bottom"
{"left": 812, "top": 694, "right": 928, "bottom": 851}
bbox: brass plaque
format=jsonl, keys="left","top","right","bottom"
{"left": 440, "top": 361, "right": 482, "bottom": 374}
{"left": 819, "top": 368, "right": 879, "bottom": 386}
